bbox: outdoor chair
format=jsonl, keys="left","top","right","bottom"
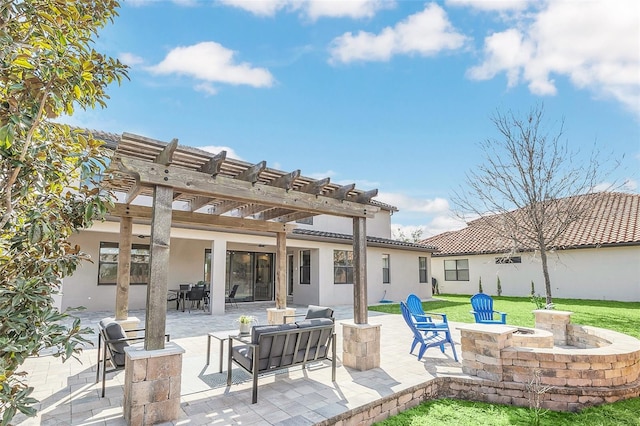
{"left": 470, "top": 293, "right": 507, "bottom": 324}
{"left": 186, "top": 286, "right": 206, "bottom": 312}
{"left": 282, "top": 305, "right": 334, "bottom": 324}
{"left": 226, "top": 284, "right": 239, "bottom": 308}
{"left": 405, "top": 294, "right": 435, "bottom": 329}
{"left": 95, "top": 320, "right": 170, "bottom": 397}
{"left": 400, "top": 302, "right": 458, "bottom": 362}
{"left": 167, "top": 290, "right": 178, "bottom": 310}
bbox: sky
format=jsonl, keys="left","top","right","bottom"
{"left": 66, "top": 0, "right": 640, "bottom": 238}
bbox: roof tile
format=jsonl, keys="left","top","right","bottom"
{"left": 423, "top": 192, "right": 640, "bottom": 256}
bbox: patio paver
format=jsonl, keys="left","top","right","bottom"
{"left": 12, "top": 303, "right": 465, "bottom": 425}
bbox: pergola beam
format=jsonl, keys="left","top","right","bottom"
{"left": 114, "top": 156, "right": 378, "bottom": 219}
{"left": 110, "top": 203, "right": 295, "bottom": 233}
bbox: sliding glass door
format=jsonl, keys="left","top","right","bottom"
{"left": 226, "top": 251, "right": 274, "bottom": 302}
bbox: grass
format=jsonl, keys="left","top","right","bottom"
{"left": 375, "top": 398, "right": 640, "bottom": 426}
{"left": 369, "top": 294, "right": 640, "bottom": 339}
{"left": 369, "top": 294, "right": 640, "bottom": 425}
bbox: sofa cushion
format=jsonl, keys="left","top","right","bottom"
{"left": 104, "top": 322, "right": 129, "bottom": 367}
{"left": 295, "top": 318, "right": 334, "bottom": 328}
{"left": 251, "top": 323, "right": 297, "bottom": 345}
{"left": 305, "top": 305, "right": 334, "bottom": 320}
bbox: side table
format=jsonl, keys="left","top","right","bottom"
{"left": 206, "top": 330, "right": 246, "bottom": 373}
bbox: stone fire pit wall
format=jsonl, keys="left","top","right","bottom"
{"left": 457, "top": 310, "right": 640, "bottom": 412}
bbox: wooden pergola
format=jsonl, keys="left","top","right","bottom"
{"left": 102, "top": 132, "right": 380, "bottom": 350}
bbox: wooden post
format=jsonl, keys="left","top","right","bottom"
{"left": 353, "top": 217, "right": 368, "bottom": 324}
{"left": 275, "top": 232, "right": 287, "bottom": 310}
{"left": 145, "top": 185, "right": 172, "bottom": 350}
{"left": 115, "top": 216, "right": 132, "bottom": 321}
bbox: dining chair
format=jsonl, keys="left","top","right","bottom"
{"left": 186, "top": 286, "right": 206, "bottom": 312}
{"left": 225, "top": 284, "right": 239, "bottom": 308}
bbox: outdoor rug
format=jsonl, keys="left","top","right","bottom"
{"left": 199, "top": 366, "right": 293, "bottom": 389}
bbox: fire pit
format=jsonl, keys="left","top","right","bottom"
{"left": 510, "top": 326, "right": 553, "bottom": 348}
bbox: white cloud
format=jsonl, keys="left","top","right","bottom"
{"left": 127, "top": 0, "right": 197, "bottom": 6}
{"left": 622, "top": 179, "right": 638, "bottom": 192}
{"left": 307, "top": 170, "right": 337, "bottom": 180}
{"left": 219, "top": 0, "right": 393, "bottom": 20}
{"left": 329, "top": 3, "right": 467, "bottom": 64}
{"left": 391, "top": 212, "right": 466, "bottom": 240}
{"left": 377, "top": 192, "right": 450, "bottom": 214}
{"left": 119, "top": 52, "right": 145, "bottom": 66}
{"left": 147, "top": 41, "right": 274, "bottom": 90}
{"left": 219, "top": 0, "right": 291, "bottom": 16}
{"left": 194, "top": 82, "right": 218, "bottom": 96}
{"left": 380, "top": 192, "right": 468, "bottom": 238}
{"left": 306, "top": 0, "right": 394, "bottom": 20}
{"left": 467, "top": 0, "right": 640, "bottom": 115}
{"left": 199, "top": 145, "right": 243, "bottom": 161}
{"left": 446, "top": 0, "right": 530, "bottom": 12}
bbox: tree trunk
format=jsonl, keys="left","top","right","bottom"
{"left": 539, "top": 246, "right": 553, "bottom": 306}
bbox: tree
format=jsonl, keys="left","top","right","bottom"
{"left": 392, "top": 226, "right": 424, "bottom": 243}
{"left": 452, "top": 105, "right": 614, "bottom": 306}
{"left": 0, "top": 1, "right": 127, "bottom": 423}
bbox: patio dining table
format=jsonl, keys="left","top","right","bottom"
{"left": 169, "top": 287, "right": 210, "bottom": 312}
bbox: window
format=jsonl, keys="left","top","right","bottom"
{"left": 382, "top": 254, "right": 390, "bottom": 284}
{"left": 418, "top": 257, "right": 428, "bottom": 283}
{"left": 98, "top": 242, "right": 150, "bottom": 285}
{"left": 333, "top": 250, "right": 354, "bottom": 284}
{"left": 444, "top": 259, "right": 469, "bottom": 281}
{"left": 495, "top": 256, "right": 522, "bottom": 264}
{"left": 300, "top": 250, "right": 311, "bottom": 284}
{"left": 204, "top": 249, "right": 212, "bottom": 283}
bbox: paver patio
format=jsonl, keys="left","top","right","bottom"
{"left": 12, "top": 303, "right": 465, "bottom": 425}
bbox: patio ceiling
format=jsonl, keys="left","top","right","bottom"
{"left": 102, "top": 132, "right": 380, "bottom": 230}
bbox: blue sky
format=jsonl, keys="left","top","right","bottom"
{"left": 67, "top": 0, "right": 640, "bottom": 237}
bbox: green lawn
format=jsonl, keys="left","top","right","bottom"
{"left": 369, "top": 294, "right": 640, "bottom": 425}
{"left": 369, "top": 294, "right": 640, "bottom": 339}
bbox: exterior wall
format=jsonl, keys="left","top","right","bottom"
{"left": 288, "top": 247, "right": 320, "bottom": 306}
{"left": 314, "top": 241, "right": 432, "bottom": 306}
{"left": 295, "top": 210, "right": 392, "bottom": 239}
{"left": 63, "top": 219, "right": 431, "bottom": 312}
{"left": 431, "top": 246, "right": 640, "bottom": 301}
{"left": 64, "top": 229, "right": 213, "bottom": 311}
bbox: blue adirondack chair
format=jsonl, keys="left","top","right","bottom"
{"left": 400, "top": 302, "right": 458, "bottom": 362}
{"left": 405, "top": 294, "right": 435, "bottom": 329}
{"left": 470, "top": 293, "right": 507, "bottom": 324}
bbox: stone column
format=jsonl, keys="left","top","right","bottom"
{"left": 533, "top": 310, "right": 572, "bottom": 346}
{"left": 123, "top": 342, "right": 184, "bottom": 426}
{"left": 457, "top": 323, "right": 515, "bottom": 382}
{"left": 342, "top": 322, "right": 381, "bottom": 370}
{"left": 266, "top": 307, "right": 296, "bottom": 325}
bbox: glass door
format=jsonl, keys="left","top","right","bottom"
{"left": 254, "top": 253, "right": 273, "bottom": 301}
{"left": 226, "top": 251, "right": 274, "bottom": 302}
{"left": 227, "top": 252, "right": 253, "bottom": 302}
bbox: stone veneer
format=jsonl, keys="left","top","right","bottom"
{"left": 342, "top": 322, "right": 381, "bottom": 371}
{"left": 316, "top": 311, "right": 640, "bottom": 425}
{"left": 458, "top": 310, "right": 640, "bottom": 411}
{"left": 123, "top": 342, "right": 185, "bottom": 426}
{"left": 267, "top": 307, "right": 296, "bottom": 325}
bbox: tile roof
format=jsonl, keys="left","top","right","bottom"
{"left": 423, "top": 192, "right": 640, "bottom": 256}
{"left": 292, "top": 229, "right": 437, "bottom": 251}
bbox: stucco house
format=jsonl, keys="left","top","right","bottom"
{"left": 423, "top": 192, "right": 640, "bottom": 302}
{"left": 60, "top": 131, "right": 437, "bottom": 313}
